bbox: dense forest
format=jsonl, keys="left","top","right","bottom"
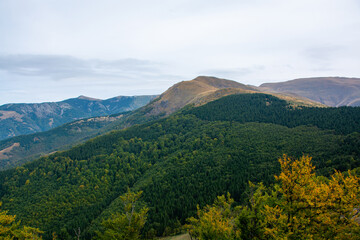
{"left": 187, "top": 93, "right": 360, "bottom": 135}
{"left": 0, "top": 93, "right": 359, "bottom": 239}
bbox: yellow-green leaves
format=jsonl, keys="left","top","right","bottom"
{"left": 186, "top": 193, "right": 240, "bottom": 240}
{"left": 264, "top": 155, "right": 360, "bottom": 240}
{"left": 0, "top": 202, "right": 43, "bottom": 240}
{"left": 96, "top": 190, "right": 148, "bottom": 240}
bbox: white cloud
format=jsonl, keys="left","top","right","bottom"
{"left": 0, "top": 0, "right": 359, "bottom": 104}
{"left": 0, "top": 55, "right": 163, "bottom": 80}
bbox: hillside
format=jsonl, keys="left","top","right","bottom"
{"left": 187, "top": 93, "right": 360, "bottom": 134}
{"left": 0, "top": 93, "right": 359, "bottom": 239}
{"left": 0, "top": 95, "right": 157, "bottom": 141}
{"left": 116, "top": 76, "right": 323, "bottom": 127}
{"left": 0, "top": 76, "right": 326, "bottom": 171}
{"left": 140, "top": 76, "right": 256, "bottom": 116}
{"left": 259, "top": 77, "right": 360, "bottom": 107}
{"left": 0, "top": 113, "right": 128, "bottom": 170}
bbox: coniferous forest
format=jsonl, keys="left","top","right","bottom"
{"left": 0, "top": 93, "right": 360, "bottom": 239}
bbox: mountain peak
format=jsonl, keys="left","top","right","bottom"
{"left": 191, "top": 76, "right": 249, "bottom": 89}
{"left": 143, "top": 76, "right": 257, "bottom": 117}
{"left": 77, "top": 95, "right": 101, "bottom": 101}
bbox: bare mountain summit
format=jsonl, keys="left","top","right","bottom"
{"left": 145, "top": 76, "right": 257, "bottom": 116}
{"left": 259, "top": 77, "right": 360, "bottom": 107}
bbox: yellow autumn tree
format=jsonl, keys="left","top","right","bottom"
{"left": 263, "top": 155, "right": 360, "bottom": 240}
{"left": 0, "top": 202, "right": 43, "bottom": 240}
{"left": 236, "top": 182, "right": 280, "bottom": 240}
{"left": 186, "top": 193, "right": 241, "bottom": 240}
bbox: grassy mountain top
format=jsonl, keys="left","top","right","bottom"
{"left": 135, "top": 76, "right": 323, "bottom": 119}
{"left": 260, "top": 77, "right": 360, "bottom": 107}
{"left": 143, "top": 76, "right": 257, "bottom": 116}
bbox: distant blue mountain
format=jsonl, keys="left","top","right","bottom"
{"left": 0, "top": 95, "right": 157, "bottom": 140}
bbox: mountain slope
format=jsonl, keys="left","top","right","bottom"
{"left": 0, "top": 76, "right": 325, "bottom": 171}
{"left": 0, "top": 95, "right": 157, "bottom": 140}
{"left": 120, "top": 76, "right": 323, "bottom": 125}
{"left": 259, "top": 77, "right": 360, "bottom": 107}
{"left": 0, "top": 93, "right": 359, "bottom": 239}
{"left": 0, "top": 113, "right": 127, "bottom": 170}
{"left": 2, "top": 76, "right": 258, "bottom": 170}
{"left": 144, "top": 76, "right": 259, "bottom": 115}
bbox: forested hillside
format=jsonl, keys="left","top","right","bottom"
{"left": 0, "top": 112, "right": 128, "bottom": 170}
{"left": 0, "top": 76, "right": 256, "bottom": 171}
{"left": 187, "top": 94, "right": 360, "bottom": 135}
{"left": 0, "top": 77, "right": 325, "bottom": 171}
{"left": 0, "top": 93, "right": 359, "bottom": 239}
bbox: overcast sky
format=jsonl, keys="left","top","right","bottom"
{"left": 1, "top": 0, "right": 360, "bottom": 105}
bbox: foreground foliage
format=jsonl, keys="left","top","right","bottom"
{"left": 0, "top": 202, "right": 43, "bottom": 240}
{"left": 95, "top": 190, "right": 148, "bottom": 240}
{"left": 186, "top": 193, "right": 240, "bottom": 240}
{"left": 264, "top": 155, "right": 360, "bottom": 240}
{"left": 187, "top": 155, "right": 360, "bottom": 240}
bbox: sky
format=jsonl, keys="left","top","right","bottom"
{"left": 1, "top": 0, "right": 360, "bottom": 105}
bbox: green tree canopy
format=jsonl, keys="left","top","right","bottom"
{"left": 95, "top": 190, "right": 148, "bottom": 240}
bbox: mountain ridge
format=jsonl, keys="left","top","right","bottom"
{"left": 259, "top": 77, "right": 360, "bottom": 107}
{"left": 138, "top": 76, "right": 323, "bottom": 118}
{"left": 0, "top": 95, "right": 157, "bottom": 141}
{"left": 0, "top": 76, "right": 327, "bottom": 170}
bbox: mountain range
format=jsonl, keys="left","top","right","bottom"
{"left": 0, "top": 76, "right": 325, "bottom": 170}
{"left": 0, "top": 75, "right": 359, "bottom": 239}
{"left": 0, "top": 95, "right": 157, "bottom": 141}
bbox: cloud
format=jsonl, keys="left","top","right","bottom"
{"left": 0, "top": 54, "right": 186, "bottom": 105}
{"left": 0, "top": 0, "right": 360, "bottom": 104}
{"left": 0, "top": 54, "right": 162, "bottom": 80}
{"left": 303, "top": 45, "right": 345, "bottom": 62}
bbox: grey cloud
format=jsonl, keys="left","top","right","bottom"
{"left": 303, "top": 45, "right": 346, "bottom": 73}
{"left": 0, "top": 54, "right": 161, "bottom": 80}
{"left": 303, "top": 45, "right": 345, "bottom": 62}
